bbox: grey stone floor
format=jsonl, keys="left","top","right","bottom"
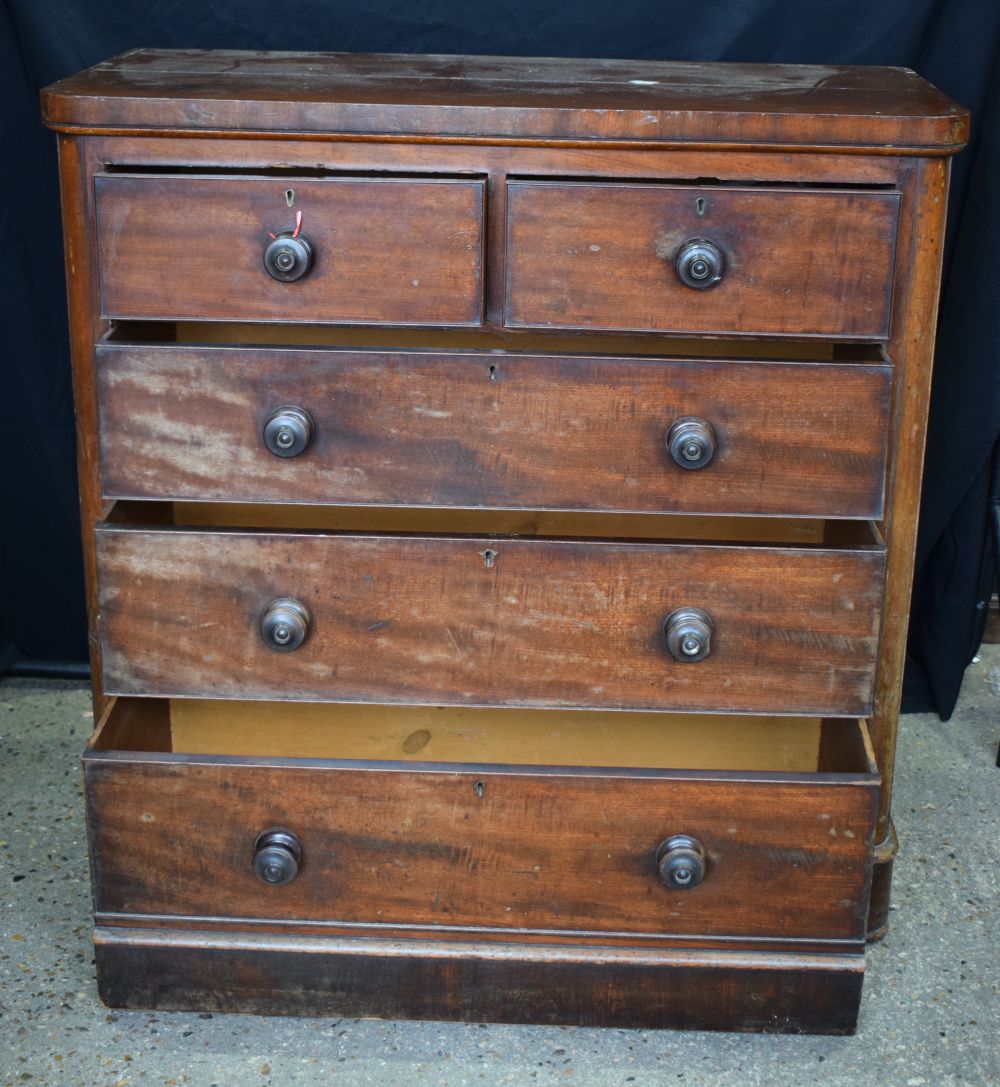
{"left": 1, "top": 652, "right": 997, "bottom": 1087}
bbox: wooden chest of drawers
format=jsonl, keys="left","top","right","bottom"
{"left": 43, "top": 51, "right": 967, "bottom": 1034}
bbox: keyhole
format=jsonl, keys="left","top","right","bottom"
{"left": 488, "top": 364, "right": 498, "bottom": 381}
{"left": 285, "top": 188, "right": 295, "bottom": 208}
{"left": 474, "top": 781, "right": 486, "bottom": 798}
{"left": 695, "top": 195, "right": 706, "bottom": 216}
{"left": 483, "top": 549, "right": 496, "bottom": 569}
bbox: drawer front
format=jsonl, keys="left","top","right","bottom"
{"left": 97, "top": 346, "right": 891, "bottom": 518}
{"left": 505, "top": 182, "right": 899, "bottom": 339}
{"left": 97, "top": 528, "right": 884, "bottom": 714}
{"left": 86, "top": 755, "right": 876, "bottom": 941}
{"left": 94, "top": 175, "right": 485, "bottom": 326}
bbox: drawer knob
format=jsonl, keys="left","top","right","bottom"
{"left": 252, "top": 828, "right": 303, "bottom": 885}
{"left": 263, "top": 406, "right": 314, "bottom": 458}
{"left": 674, "top": 239, "right": 724, "bottom": 290}
{"left": 667, "top": 416, "right": 717, "bottom": 470}
{"left": 656, "top": 834, "right": 706, "bottom": 890}
{"left": 259, "top": 598, "right": 310, "bottom": 652}
{"left": 664, "top": 607, "right": 714, "bottom": 663}
{"left": 263, "top": 231, "right": 314, "bottom": 282}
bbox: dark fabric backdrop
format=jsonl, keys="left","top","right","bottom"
{"left": 2, "top": 0, "right": 998, "bottom": 715}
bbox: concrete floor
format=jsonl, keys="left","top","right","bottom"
{"left": 1, "top": 651, "right": 997, "bottom": 1087}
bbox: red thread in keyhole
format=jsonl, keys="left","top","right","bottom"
{"left": 267, "top": 210, "right": 303, "bottom": 241}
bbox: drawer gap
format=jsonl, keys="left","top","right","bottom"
{"left": 507, "top": 174, "right": 900, "bottom": 192}
{"left": 98, "top": 166, "right": 897, "bottom": 192}
{"left": 103, "top": 500, "right": 882, "bottom": 548}
{"left": 104, "top": 320, "right": 889, "bottom": 363}
{"left": 90, "top": 697, "right": 876, "bottom": 777}
{"left": 99, "top": 166, "right": 488, "bottom": 181}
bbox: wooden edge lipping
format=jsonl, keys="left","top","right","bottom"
{"left": 869, "top": 157, "right": 952, "bottom": 835}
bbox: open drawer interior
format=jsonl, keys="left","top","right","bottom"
{"left": 85, "top": 699, "right": 879, "bottom": 943}
{"left": 91, "top": 697, "right": 877, "bottom": 777}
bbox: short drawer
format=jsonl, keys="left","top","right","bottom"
{"left": 96, "top": 519, "right": 885, "bottom": 715}
{"left": 86, "top": 699, "right": 878, "bottom": 943}
{"left": 94, "top": 174, "right": 485, "bottom": 326}
{"left": 96, "top": 344, "right": 891, "bottom": 519}
{"left": 505, "top": 182, "right": 900, "bottom": 339}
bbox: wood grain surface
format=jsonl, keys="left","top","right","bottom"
{"left": 95, "top": 174, "right": 485, "bottom": 325}
{"left": 56, "top": 138, "right": 115, "bottom": 718}
{"left": 85, "top": 749, "right": 876, "bottom": 940}
{"left": 93, "top": 928, "right": 867, "bottom": 1032}
{"left": 868, "top": 159, "right": 954, "bottom": 834}
{"left": 96, "top": 345, "right": 891, "bottom": 518}
{"left": 42, "top": 50, "right": 968, "bottom": 153}
{"left": 506, "top": 182, "right": 900, "bottom": 339}
{"left": 89, "top": 133, "right": 908, "bottom": 185}
{"left": 96, "top": 525, "right": 885, "bottom": 714}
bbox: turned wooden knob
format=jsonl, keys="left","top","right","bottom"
{"left": 656, "top": 835, "right": 706, "bottom": 890}
{"left": 263, "top": 231, "right": 314, "bottom": 282}
{"left": 263, "top": 406, "right": 314, "bottom": 458}
{"left": 674, "top": 238, "right": 724, "bottom": 290}
{"left": 663, "top": 607, "right": 714, "bottom": 663}
{"left": 252, "top": 828, "right": 303, "bottom": 885}
{"left": 667, "top": 417, "right": 717, "bottom": 470}
{"left": 259, "top": 598, "right": 310, "bottom": 652}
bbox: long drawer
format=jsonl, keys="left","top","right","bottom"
{"left": 95, "top": 521, "right": 885, "bottom": 714}
{"left": 94, "top": 174, "right": 486, "bottom": 326}
{"left": 505, "top": 181, "right": 900, "bottom": 339}
{"left": 86, "top": 699, "right": 879, "bottom": 943}
{"left": 96, "top": 344, "right": 892, "bottom": 518}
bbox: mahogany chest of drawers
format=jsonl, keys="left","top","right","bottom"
{"left": 42, "top": 51, "right": 967, "bottom": 1034}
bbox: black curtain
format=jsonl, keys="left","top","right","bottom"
{"left": 3, "top": 0, "right": 998, "bottom": 715}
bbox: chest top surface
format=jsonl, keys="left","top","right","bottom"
{"left": 41, "top": 48, "right": 967, "bottom": 151}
